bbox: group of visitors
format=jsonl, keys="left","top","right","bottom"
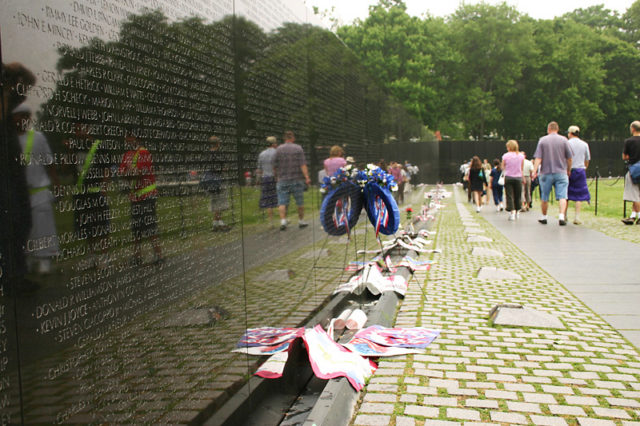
{"left": 465, "top": 121, "right": 592, "bottom": 225}
{"left": 256, "top": 131, "right": 311, "bottom": 231}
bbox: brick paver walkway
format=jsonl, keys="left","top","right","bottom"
{"left": 352, "top": 185, "right": 640, "bottom": 426}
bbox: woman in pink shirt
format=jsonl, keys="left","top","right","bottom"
{"left": 501, "top": 140, "right": 524, "bottom": 221}
{"left": 324, "top": 145, "right": 347, "bottom": 177}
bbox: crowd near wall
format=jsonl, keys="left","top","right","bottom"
{"left": 0, "top": 0, "right": 423, "bottom": 423}
{"left": 380, "top": 140, "right": 627, "bottom": 184}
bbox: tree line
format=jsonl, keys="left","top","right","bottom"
{"left": 336, "top": 0, "right": 640, "bottom": 141}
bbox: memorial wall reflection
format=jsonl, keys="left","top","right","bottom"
{"left": 0, "top": 0, "right": 422, "bottom": 423}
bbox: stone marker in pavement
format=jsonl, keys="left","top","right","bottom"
{"left": 488, "top": 304, "right": 565, "bottom": 329}
{"left": 477, "top": 266, "right": 522, "bottom": 280}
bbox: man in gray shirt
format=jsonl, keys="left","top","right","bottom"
{"left": 273, "top": 130, "right": 311, "bottom": 230}
{"left": 257, "top": 136, "right": 278, "bottom": 224}
{"left": 532, "top": 121, "right": 573, "bottom": 225}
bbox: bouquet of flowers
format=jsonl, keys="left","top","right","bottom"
{"left": 320, "top": 164, "right": 360, "bottom": 194}
{"left": 355, "top": 164, "right": 398, "bottom": 192}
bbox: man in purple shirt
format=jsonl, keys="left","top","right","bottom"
{"left": 532, "top": 121, "right": 573, "bottom": 226}
{"left": 273, "top": 130, "right": 311, "bottom": 231}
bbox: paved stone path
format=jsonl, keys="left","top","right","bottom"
{"left": 352, "top": 185, "right": 640, "bottom": 426}
{"left": 482, "top": 197, "right": 640, "bottom": 349}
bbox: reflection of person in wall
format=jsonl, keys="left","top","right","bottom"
{"left": 13, "top": 104, "right": 60, "bottom": 274}
{"left": 1, "top": 62, "right": 36, "bottom": 293}
{"left": 389, "top": 161, "right": 406, "bottom": 205}
{"left": 274, "top": 130, "right": 311, "bottom": 231}
{"left": 324, "top": 145, "right": 347, "bottom": 177}
{"left": 256, "top": 136, "right": 279, "bottom": 225}
{"left": 66, "top": 123, "right": 112, "bottom": 269}
{"left": 118, "top": 130, "right": 163, "bottom": 264}
{"left": 204, "top": 136, "right": 231, "bottom": 232}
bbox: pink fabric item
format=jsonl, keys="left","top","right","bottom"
{"left": 303, "top": 325, "right": 377, "bottom": 391}
{"left": 255, "top": 352, "right": 289, "bottom": 379}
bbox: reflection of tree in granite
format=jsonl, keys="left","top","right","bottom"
{"left": 12, "top": 6, "right": 424, "bottom": 423}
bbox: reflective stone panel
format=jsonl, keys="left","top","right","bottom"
{"left": 0, "top": 0, "right": 424, "bottom": 423}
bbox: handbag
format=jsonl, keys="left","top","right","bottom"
{"left": 629, "top": 161, "right": 640, "bottom": 184}
{"left": 497, "top": 172, "right": 505, "bottom": 186}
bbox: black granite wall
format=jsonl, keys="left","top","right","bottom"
{"left": 0, "top": 0, "right": 423, "bottom": 423}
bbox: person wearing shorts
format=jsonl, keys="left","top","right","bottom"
{"left": 273, "top": 131, "right": 311, "bottom": 231}
{"left": 566, "top": 125, "right": 591, "bottom": 225}
{"left": 622, "top": 121, "right": 640, "bottom": 224}
{"left": 532, "top": 121, "right": 573, "bottom": 226}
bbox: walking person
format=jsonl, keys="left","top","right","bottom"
{"left": 482, "top": 159, "right": 492, "bottom": 205}
{"left": 324, "top": 145, "right": 347, "bottom": 177}
{"left": 118, "top": 130, "right": 163, "bottom": 264}
{"left": 566, "top": 125, "right": 591, "bottom": 225}
{"left": 13, "top": 104, "right": 60, "bottom": 274}
{"left": 622, "top": 121, "right": 640, "bottom": 224}
{"left": 257, "top": 136, "right": 279, "bottom": 225}
{"left": 521, "top": 152, "right": 534, "bottom": 211}
{"left": 274, "top": 130, "right": 311, "bottom": 230}
{"left": 532, "top": 121, "right": 573, "bottom": 226}
{"left": 464, "top": 156, "right": 487, "bottom": 213}
{"left": 502, "top": 140, "right": 524, "bottom": 221}
{"left": 489, "top": 159, "right": 504, "bottom": 211}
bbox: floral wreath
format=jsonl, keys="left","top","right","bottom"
{"left": 320, "top": 164, "right": 360, "bottom": 194}
{"left": 355, "top": 164, "right": 398, "bottom": 191}
{"left": 320, "top": 164, "right": 398, "bottom": 194}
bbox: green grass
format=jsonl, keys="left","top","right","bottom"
{"left": 531, "top": 176, "right": 626, "bottom": 219}
{"left": 582, "top": 177, "right": 626, "bottom": 219}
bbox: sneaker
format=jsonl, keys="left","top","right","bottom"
{"left": 496, "top": 206, "right": 501, "bottom": 212}
{"left": 559, "top": 219, "right": 567, "bottom": 226}
{"left": 475, "top": 206, "right": 480, "bottom": 213}
{"left": 538, "top": 218, "right": 547, "bottom": 224}
{"left": 516, "top": 211, "right": 520, "bottom": 219}
{"left": 508, "top": 212, "right": 515, "bottom": 221}
{"left": 280, "top": 224, "right": 287, "bottom": 231}
{"left": 573, "top": 219, "right": 582, "bottom": 225}
{"left": 621, "top": 217, "right": 635, "bottom": 225}
{"left": 298, "top": 221, "right": 309, "bottom": 228}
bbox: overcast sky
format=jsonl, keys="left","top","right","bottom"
{"left": 305, "top": 0, "right": 636, "bottom": 27}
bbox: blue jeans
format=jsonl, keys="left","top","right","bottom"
{"left": 492, "top": 185, "right": 503, "bottom": 205}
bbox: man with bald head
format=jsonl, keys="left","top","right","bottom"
{"left": 532, "top": 121, "right": 573, "bottom": 226}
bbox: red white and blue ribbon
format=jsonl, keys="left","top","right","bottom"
{"left": 353, "top": 325, "right": 440, "bottom": 349}
{"left": 333, "top": 196, "right": 351, "bottom": 234}
{"left": 374, "top": 195, "right": 388, "bottom": 237}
